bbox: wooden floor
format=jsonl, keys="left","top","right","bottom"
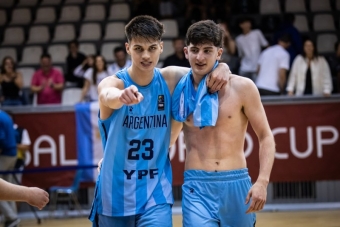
{"left": 17, "top": 210, "right": 340, "bottom": 227}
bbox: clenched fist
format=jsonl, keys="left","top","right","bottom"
{"left": 119, "top": 85, "right": 144, "bottom": 105}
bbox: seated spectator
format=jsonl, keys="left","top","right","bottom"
{"left": 287, "top": 39, "right": 333, "bottom": 96}
{"left": 327, "top": 41, "right": 340, "bottom": 93}
{"left": 81, "top": 55, "right": 109, "bottom": 102}
{"left": 31, "top": 54, "right": 64, "bottom": 105}
{"left": 107, "top": 47, "right": 132, "bottom": 75}
{"left": 218, "top": 22, "right": 239, "bottom": 73}
{"left": 65, "top": 40, "right": 86, "bottom": 88}
{"left": 0, "top": 56, "right": 24, "bottom": 106}
{"left": 74, "top": 55, "right": 95, "bottom": 78}
{"left": 236, "top": 17, "right": 268, "bottom": 81}
{"left": 162, "top": 37, "right": 190, "bottom": 68}
{"left": 256, "top": 34, "right": 291, "bottom": 96}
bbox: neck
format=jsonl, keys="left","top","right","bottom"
{"left": 243, "top": 29, "right": 250, "bottom": 35}
{"left": 192, "top": 73, "right": 205, "bottom": 90}
{"left": 128, "top": 65, "right": 154, "bottom": 86}
{"left": 175, "top": 52, "right": 184, "bottom": 59}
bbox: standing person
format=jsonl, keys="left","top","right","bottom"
{"left": 236, "top": 17, "right": 268, "bottom": 81}
{"left": 171, "top": 20, "right": 275, "bottom": 227}
{"left": 107, "top": 47, "right": 132, "bottom": 76}
{"left": 31, "top": 54, "right": 64, "bottom": 105}
{"left": 162, "top": 37, "right": 190, "bottom": 68}
{"left": 73, "top": 55, "right": 95, "bottom": 78}
{"left": 286, "top": 39, "right": 333, "bottom": 96}
{"left": 256, "top": 34, "right": 291, "bottom": 96}
{"left": 0, "top": 110, "right": 20, "bottom": 227}
{"left": 89, "top": 15, "right": 230, "bottom": 227}
{"left": 0, "top": 57, "right": 24, "bottom": 106}
{"left": 80, "top": 55, "right": 110, "bottom": 102}
{"left": 65, "top": 40, "right": 86, "bottom": 88}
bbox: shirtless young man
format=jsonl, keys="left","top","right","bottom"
{"left": 89, "top": 16, "right": 230, "bottom": 227}
{"left": 171, "top": 20, "right": 275, "bottom": 227}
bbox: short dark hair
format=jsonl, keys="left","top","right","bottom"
{"left": 238, "top": 17, "right": 252, "bottom": 25}
{"left": 278, "top": 33, "right": 291, "bottom": 43}
{"left": 68, "top": 40, "right": 79, "bottom": 47}
{"left": 113, "top": 46, "right": 126, "bottom": 54}
{"left": 40, "top": 53, "right": 51, "bottom": 60}
{"left": 125, "top": 15, "right": 164, "bottom": 42}
{"left": 185, "top": 20, "right": 223, "bottom": 48}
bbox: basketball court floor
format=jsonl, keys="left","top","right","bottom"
{"left": 16, "top": 210, "right": 340, "bottom": 227}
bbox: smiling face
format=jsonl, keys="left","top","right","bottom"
{"left": 184, "top": 42, "right": 222, "bottom": 78}
{"left": 125, "top": 37, "right": 163, "bottom": 73}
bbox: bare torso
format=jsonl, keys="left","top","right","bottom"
{"left": 183, "top": 75, "right": 249, "bottom": 171}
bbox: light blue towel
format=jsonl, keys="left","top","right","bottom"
{"left": 171, "top": 61, "right": 219, "bottom": 128}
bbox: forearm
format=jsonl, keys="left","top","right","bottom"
{"left": 99, "top": 87, "right": 124, "bottom": 109}
{"left": 52, "top": 83, "right": 64, "bottom": 91}
{"left": 0, "top": 179, "right": 29, "bottom": 202}
{"left": 257, "top": 134, "right": 275, "bottom": 185}
{"left": 31, "top": 86, "right": 42, "bottom": 93}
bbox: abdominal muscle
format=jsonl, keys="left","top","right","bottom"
{"left": 183, "top": 109, "right": 248, "bottom": 172}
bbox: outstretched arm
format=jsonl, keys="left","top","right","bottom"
{"left": 242, "top": 79, "right": 275, "bottom": 213}
{"left": 0, "top": 179, "right": 49, "bottom": 210}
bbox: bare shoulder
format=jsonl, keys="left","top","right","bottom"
{"left": 230, "top": 74, "right": 258, "bottom": 97}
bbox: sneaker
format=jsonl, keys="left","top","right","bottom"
{"left": 4, "top": 218, "right": 20, "bottom": 227}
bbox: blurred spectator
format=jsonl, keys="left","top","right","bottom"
{"left": 184, "top": 0, "right": 207, "bottom": 30}
{"left": 236, "top": 17, "right": 268, "bottom": 81}
{"left": 108, "top": 47, "right": 132, "bottom": 75}
{"left": 0, "top": 57, "right": 24, "bottom": 106}
{"left": 133, "top": 0, "right": 160, "bottom": 18}
{"left": 256, "top": 34, "right": 291, "bottom": 96}
{"left": 162, "top": 37, "right": 190, "bottom": 68}
{"left": 74, "top": 55, "right": 95, "bottom": 78}
{"left": 287, "top": 39, "right": 333, "bottom": 96}
{"left": 31, "top": 54, "right": 64, "bottom": 105}
{"left": 81, "top": 55, "right": 109, "bottom": 102}
{"left": 207, "top": 0, "right": 231, "bottom": 23}
{"left": 327, "top": 41, "right": 340, "bottom": 93}
{"left": 159, "top": 0, "right": 176, "bottom": 19}
{"left": 218, "top": 22, "right": 239, "bottom": 73}
{"left": 273, "top": 14, "right": 303, "bottom": 66}
{"left": 65, "top": 40, "right": 86, "bottom": 88}
{"left": 0, "top": 110, "right": 20, "bottom": 227}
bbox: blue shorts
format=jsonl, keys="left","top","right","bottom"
{"left": 93, "top": 203, "right": 172, "bottom": 227}
{"left": 182, "top": 168, "right": 256, "bottom": 227}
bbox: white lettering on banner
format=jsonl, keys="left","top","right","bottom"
{"left": 272, "top": 127, "right": 288, "bottom": 159}
{"left": 169, "top": 132, "right": 186, "bottom": 162}
{"left": 34, "top": 135, "right": 57, "bottom": 166}
{"left": 33, "top": 134, "right": 78, "bottom": 166}
{"left": 316, "top": 126, "right": 339, "bottom": 158}
{"left": 290, "top": 127, "right": 313, "bottom": 159}
{"left": 59, "top": 135, "right": 78, "bottom": 166}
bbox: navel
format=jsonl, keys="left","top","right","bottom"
{"left": 228, "top": 116, "right": 231, "bottom": 118}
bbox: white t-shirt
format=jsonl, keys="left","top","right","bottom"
{"left": 107, "top": 59, "right": 132, "bottom": 76}
{"left": 256, "top": 45, "right": 290, "bottom": 92}
{"left": 84, "top": 68, "right": 110, "bottom": 101}
{"left": 236, "top": 29, "right": 268, "bottom": 72}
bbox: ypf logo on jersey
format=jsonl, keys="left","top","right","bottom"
{"left": 158, "top": 95, "right": 164, "bottom": 111}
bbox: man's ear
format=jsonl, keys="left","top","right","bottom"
{"left": 184, "top": 47, "right": 189, "bottom": 59}
{"left": 159, "top": 41, "right": 163, "bottom": 54}
{"left": 125, "top": 42, "right": 130, "bottom": 55}
{"left": 216, "top": 47, "right": 223, "bottom": 61}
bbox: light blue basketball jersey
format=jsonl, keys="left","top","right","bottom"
{"left": 90, "top": 68, "right": 173, "bottom": 219}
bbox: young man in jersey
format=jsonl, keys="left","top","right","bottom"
{"left": 89, "top": 15, "right": 230, "bottom": 227}
{"left": 170, "top": 20, "right": 275, "bottom": 226}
